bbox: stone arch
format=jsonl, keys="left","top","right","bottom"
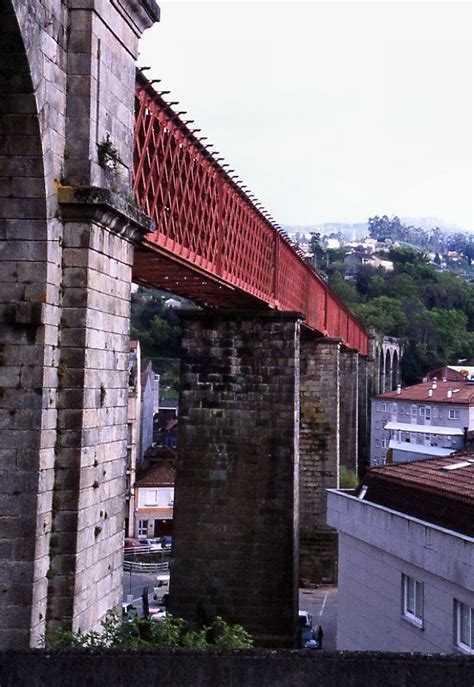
{"left": 0, "top": 0, "right": 50, "bottom": 649}
{"left": 392, "top": 349, "right": 399, "bottom": 389}
{"left": 384, "top": 348, "right": 392, "bottom": 392}
{"left": 379, "top": 347, "right": 385, "bottom": 393}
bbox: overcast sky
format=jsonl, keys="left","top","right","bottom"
{"left": 138, "top": 1, "right": 472, "bottom": 230}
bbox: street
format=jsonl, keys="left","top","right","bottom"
{"left": 299, "top": 586, "right": 337, "bottom": 651}
{"left": 123, "top": 572, "right": 337, "bottom": 649}
{"left": 123, "top": 570, "right": 158, "bottom": 613}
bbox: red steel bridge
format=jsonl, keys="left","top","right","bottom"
{"left": 133, "top": 71, "right": 368, "bottom": 355}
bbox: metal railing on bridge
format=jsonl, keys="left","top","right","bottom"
{"left": 134, "top": 71, "right": 368, "bottom": 355}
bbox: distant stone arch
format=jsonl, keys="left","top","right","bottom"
{"left": 392, "top": 349, "right": 399, "bottom": 389}
{"left": 379, "top": 348, "right": 385, "bottom": 393}
{"left": 384, "top": 348, "right": 392, "bottom": 392}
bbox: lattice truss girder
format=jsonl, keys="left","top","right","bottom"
{"left": 133, "top": 73, "right": 368, "bottom": 355}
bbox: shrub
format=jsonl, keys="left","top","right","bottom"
{"left": 42, "top": 609, "right": 253, "bottom": 650}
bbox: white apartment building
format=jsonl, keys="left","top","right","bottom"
{"left": 327, "top": 454, "right": 474, "bottom": 653}
{"left": 370, "top": 379, "right": 474, "bottom": 466}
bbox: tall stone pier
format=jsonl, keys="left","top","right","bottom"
{"left": 170, "top": 311, "right": 302, "bottom": 648}
{"left": 0, "top": 0, "right": 158, "bottom": 648}
{"left": 299, "top": 335, "right": 341, "bottom": 583}
{"left": 339, "top": 348, "right": 359, "bottom": 474}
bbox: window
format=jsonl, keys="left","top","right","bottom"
{"left": 382, "top": 403, "right": 387, "bottom": 412}
{"left": 449, "top": 410, "right": 460, "bottom": 420}
{"left": 425, "top": 407, "right": 431, "bottom": 420}
{"left": 419, "top": 406, "right": 425, "bottom": 417}
{"left": 375, "top": 421, "right": 381, "bottom": 429}
{"left": 411, "top": 405, "right": 417, "bottom": 416}
{"left": 381, "top": 438, "right": 388, "bottom": 448}
{"left": 392, "top": 403, "right": 397, "bottom": 412}
{"left": 375, "top": 439, "right": 380, "bottom": 447}
{"left": 402, "top": 574, "right": 424, "bottom": 627}
{"left": 144, "top": 489, "right": 158, "bottom": 506}
{"left": 138, "top": 519, "right": 148, "bottom": 537}
{"left": 454, "top": 600, "right": 474, "bottom": 653}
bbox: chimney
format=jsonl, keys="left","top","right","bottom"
{"left": 396, "top": 384, "right": 401, "bottom": 395}
{"left": 428, "top": 389, "right": 433, "bottom": 397}
{"left": 432, "top": 377, "right": 437, "bottom": 390}
{"left": 447, "top": 389, "right": 452, "bottom": 399}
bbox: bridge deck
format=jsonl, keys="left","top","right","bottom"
{"left": 133, "top": 71, "right": 368, "bottom": 355}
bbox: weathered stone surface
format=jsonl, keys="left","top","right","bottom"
{"left": 171, "top": 311, "right": 302, "bottom": 648}
{"left": 0, "top": 0, "right": 157, "bottom": 649}
{"left": 299, "top": 335, "right": 340, "bottom": 583}
{"left": 339, "top": 348, "right": 358, "bottom": 473}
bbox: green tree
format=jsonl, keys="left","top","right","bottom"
{"left": 353, "top": 296, "right": 408, "bottom": 336}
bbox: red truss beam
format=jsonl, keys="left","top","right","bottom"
{"left": 133, "top": 71, "right": 368, "bottom": 355}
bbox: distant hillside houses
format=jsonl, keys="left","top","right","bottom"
{"left": 344, "top": 251, "right": 394, "bottom": 275}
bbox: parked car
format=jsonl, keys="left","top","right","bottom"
{"left": 124, "top": 538, "right": 142, "bottom": 549}
{"left": 298, "top": 610, "right": 313, "bottom": 628}
{"left": 140, "top": 538, "right": 162, "bottom": 551}
{"left": 161, "top": 535, "right": 173, "bottom": 549}
{"left": 153, "top": 573, "right": 170, "bottom": 603}
{"left": 300, "top": 626, "right": 319, "bottom": 649}
{"left": 151, "top": 608, "right": 167, "bottom": 622}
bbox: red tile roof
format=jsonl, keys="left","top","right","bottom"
{"left": 376, "top": 380, "right": 474, "bottom": 405}
{"left": 360, "top": 453, "right": 474, "bottom": 536}
{"left": 135, "top": 464, "right": 175, "bottom": 488}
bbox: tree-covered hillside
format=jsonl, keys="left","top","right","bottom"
{"left": 328, "top": 247, "right": 474, "bottom": 384}
{"left": 130, "top": 288, "right": 184, "bottom": 395}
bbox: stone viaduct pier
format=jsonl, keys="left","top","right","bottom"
{"left": 0, "top": 0, "right": 396, "bottom": 650}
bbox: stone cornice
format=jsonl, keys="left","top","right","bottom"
{"left": 58, "top": 186, "right": 154, "bottom": 245}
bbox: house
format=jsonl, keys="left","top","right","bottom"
{"left": 327, "top": 454, "right": 474, "bottom": 653}
{"left": 126, "top": 343, "right": 159, "bottom": 535}
{"left": 125, "top": 340, "right": 142, "bottom": 536}
{"left": 370, "top": 379, "right": 473, "bottom": 466}
{"left": 344, "top": 251, "right": 393, "bottom": 275}
{"left": 134, "top": 464, "right": 175, "bottom": 539}
{"left": 154, "top": 404, "right": 178, "bottom": 449}
{"left": 144, "top": 444, "right": 176, "bottom": 470}
{"left": 140, "top": 358, "right": 157, "bottom": 466}
{"left": 428, "top": 366, "right": 474, "bottom": 383}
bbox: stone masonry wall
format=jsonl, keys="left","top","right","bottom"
{"left": 170, "top": 311, "right": 302, "bottom": 648}
{"left": 0, "top": 0, "right": 68, "bottom": 649}
{"left": 46, "top": 203, "right": 140, "bottom": 635}
{"left": 0, "top": 0, "right": 157, "bottom": 648}
{"left": 357, "top": 355, "right": 370, "bottom": 475}
{"left": 339, "top": 348, "right": 358, "bottom": 474}
{"left": 299, "top": 335, "right": 340, "bottom": 583}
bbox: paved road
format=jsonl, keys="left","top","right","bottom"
{"left": 299, "top": 586, "right": 337, "bottom": 650}
{"left": 123, "top": 572, "right": 338, "bottom": 649}
{"left": 123, "top": 571, "right": 159, "bottom": 614}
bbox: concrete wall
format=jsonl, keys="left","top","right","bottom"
{"left": 2, "top": 649, "right": 474, "bottom": 687}
{"left": 171, "top": 311, "right": 302, "bottom": 648}
{"left": 327, "top": 489, "right": 474, "bottom": 653}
